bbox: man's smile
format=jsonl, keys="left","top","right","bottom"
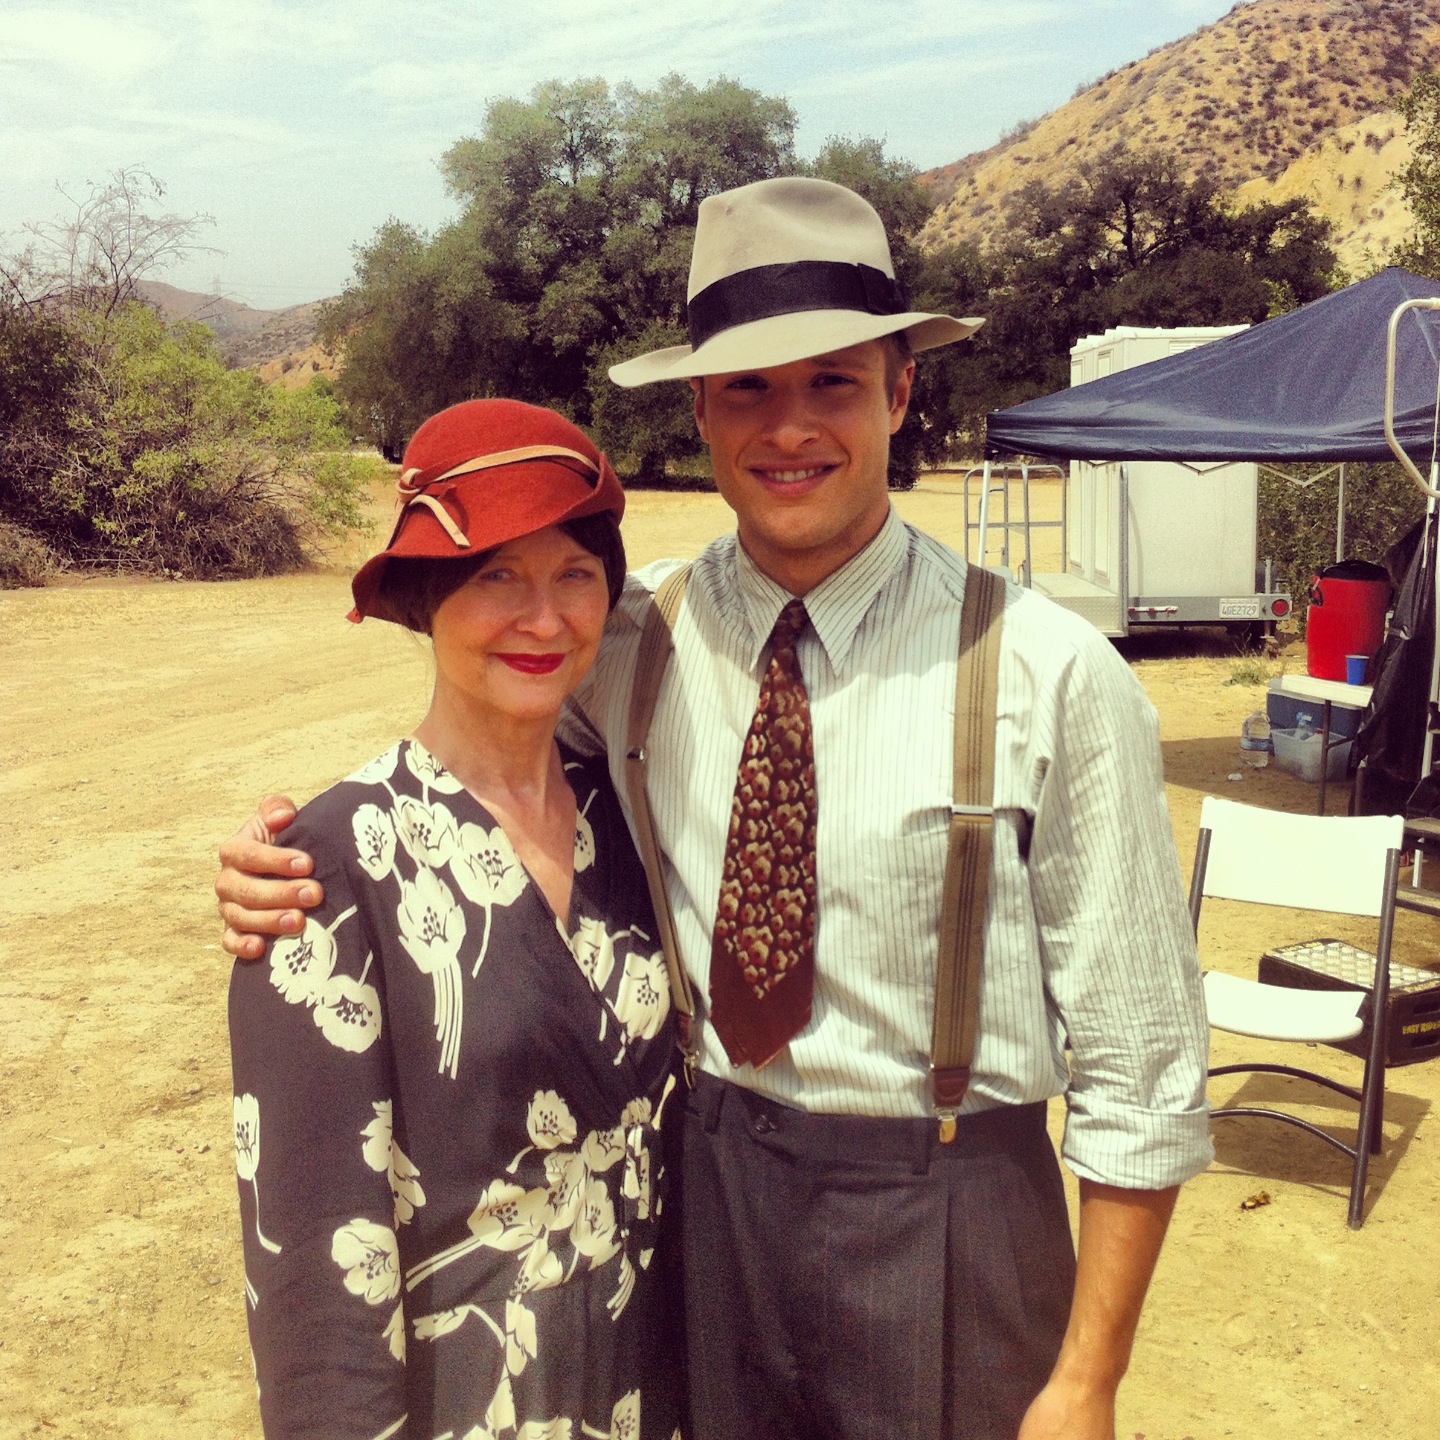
{"left": 749, "top": 462, "right": 838, "bottom": 495}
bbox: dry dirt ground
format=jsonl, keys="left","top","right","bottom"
{"left": 4, "top": 475, "right": 1439, "bottom": 1439}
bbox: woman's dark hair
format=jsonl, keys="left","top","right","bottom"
{"left": 375, "top": 513, "right": 627, "bottom": 636}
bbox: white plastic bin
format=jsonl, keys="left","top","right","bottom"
{"left": 1270, "top": 727, "right": 1352, "bottom": 784}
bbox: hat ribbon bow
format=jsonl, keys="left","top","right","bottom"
{"left": 395, "top": 444, "right": 601, "bottom": 550}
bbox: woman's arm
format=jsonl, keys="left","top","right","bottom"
{"left": 229, "top": 811, "right": 407, "bottom": 1439}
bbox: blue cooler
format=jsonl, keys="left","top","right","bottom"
{"left": 1265, "top": 678, "right": 1361, "bottom": 740}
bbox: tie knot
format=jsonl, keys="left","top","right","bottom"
{"left": 771, "top": 599, "right": 809, "bottom": 649}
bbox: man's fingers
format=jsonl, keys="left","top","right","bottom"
{"left": 256, "top": 794, "right": 300, "bottom": 835}
{"left": 218, "top": 900, "right": 312, "bottom": 946}
{"left": 217, "top": 832, "right": 315, "bottom": 881}
{"left": 221, "top": 912, "right": 304, "bottom": 960}
{"left": 215, "top": 871, "right": 323, "bottom": 915}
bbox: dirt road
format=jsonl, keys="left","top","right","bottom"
{"left": 3, "top": 478, "right": 1438, "bottom": 1438}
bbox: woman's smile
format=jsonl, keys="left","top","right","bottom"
{"left": 495, "top": 652, "right": 566, "bottom": 674}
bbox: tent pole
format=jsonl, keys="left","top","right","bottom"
{"left": 1001, "top": 463, "right": 1011, "bottom": 570}
{"left": 1336, "top": 463, "right": 1346, "bottom": 562}
{"left": 1119, "top": 461, "right": 1131, "bottom": 637}
{"left": 977, "top": 459, "right": 992, "bottom": 568}
{"left": 1416, "top": 488, "right": 1440, "bottom": 889}
{"left": 1021, "top": 463, "right": 1033, "bottom": 586}
{"left": 1061, "top": 465, "right": 1068, "bottom": 574}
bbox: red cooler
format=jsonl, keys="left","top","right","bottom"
{"left": 1305, "top": 560, "right": 1390, "bottom": 682}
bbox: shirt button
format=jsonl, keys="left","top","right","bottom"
{"left": 752, "top": 1112, "right": 774, "bottom": 1135}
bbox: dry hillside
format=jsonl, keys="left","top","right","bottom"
{"left": 920, "top": 0, "right": 1438, "bottom": 269}
{"left": 137, "top": 281, "right": 329, "bottom": 370}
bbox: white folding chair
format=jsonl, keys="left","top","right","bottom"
{"left": 1188, "top": 797, "right": 1404, "bottom": 1229}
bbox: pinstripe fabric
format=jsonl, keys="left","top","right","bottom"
{"left": 568, "top": 508, "right": 1213, "bottom": 1190}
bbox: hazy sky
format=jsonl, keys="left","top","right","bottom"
{"left": 1, "top": 0, "right": 1236, "bottom": 310}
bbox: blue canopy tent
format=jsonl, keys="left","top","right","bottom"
{"left": 984, "top": 267, "right": 1440, "bottom": 823}
{"left": 984, "top": 268, "right": 1440, "bottom": 464}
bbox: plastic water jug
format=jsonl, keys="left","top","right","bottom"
{"left": 1305, "top": 561, "right": 1389, "bottom": 683}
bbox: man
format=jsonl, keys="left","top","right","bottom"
{"left": 218, "top": 178, "right": 1210, "bottom": 1440}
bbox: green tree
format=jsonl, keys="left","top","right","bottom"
{"left": 1391, "top": 71, "right": 1440, "bottom": 279}
{"left": 326, "top": 75, "right": 797, "bottom": 473}
{"left": 937, "top": 149, "right": 1340, "bottom": 447}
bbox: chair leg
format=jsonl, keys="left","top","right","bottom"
{"left": 1348, "top": 1058, "right": 1386, "bottom": 1229}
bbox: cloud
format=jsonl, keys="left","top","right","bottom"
{"left": 0, "top": 6, "right": 170, "bottom": 81}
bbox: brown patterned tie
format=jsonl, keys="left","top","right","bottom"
{"left": 709, "top": 599, "right": 817, "bottom": 1069}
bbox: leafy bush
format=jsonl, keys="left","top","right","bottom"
{"left": 0, "top": 301, "right": 371, "bottom": 579}
{"left": 0, "top": 522, "right": 53, "bottom": 588}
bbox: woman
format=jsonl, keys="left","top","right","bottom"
{"left": 229, "top": 399, "right": 682, "bottom": 1440}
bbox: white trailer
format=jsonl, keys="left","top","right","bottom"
{"left": 983, "top": 325, "right": 1290, "bottom": 638}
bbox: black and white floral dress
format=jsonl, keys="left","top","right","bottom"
{"left": 229, "top": 739, "right": 683, "bottom": 1440}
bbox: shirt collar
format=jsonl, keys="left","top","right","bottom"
{"left": 731, "top": 506, "right": 909, "bottom": 674}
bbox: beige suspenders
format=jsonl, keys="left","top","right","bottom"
{"left": 929, "top": 563, "right": 1006, "bottom": 1140}
{"left": 623, "top": 560, "right": 1007, "bottom": 1139}
{"left": 623, "top": 564, "right": 701, "bottom": 1083}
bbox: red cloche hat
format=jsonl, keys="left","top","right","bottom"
{"left": 349, "top": 398, "right": 625, "bottom": 625}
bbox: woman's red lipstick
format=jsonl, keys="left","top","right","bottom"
{"left": 496, "top": 653, "right": 565, "bottom": 674}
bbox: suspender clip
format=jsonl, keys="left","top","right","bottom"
{"left": 931, "top": 1065, "right": 971, "bottom": 1144}
{"left": 950, "top": 804, "right": 993, "bottom": 818}
{"left": 678, "top": 1014, "right": 699, "bottom": 1089}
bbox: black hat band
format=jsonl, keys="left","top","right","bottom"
{"left": 686, "top": 261, "right": 908, "bottom": 352}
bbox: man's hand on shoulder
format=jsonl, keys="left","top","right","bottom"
{"left": 216, "top": 796, "right": 323, "bottom": 959}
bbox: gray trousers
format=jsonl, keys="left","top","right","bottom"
{"left": 668, "top": 1074, "right": 1076, "bottom": 1440}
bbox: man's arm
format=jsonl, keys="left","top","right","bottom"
{"left": 216, "top": 796, "right": 324, "bottom": 958}
{"left": 1018, "top": 1180, "right": 1178, "bottom": 1440}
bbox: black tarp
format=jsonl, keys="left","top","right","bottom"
{"left": 1353, "top": 514, "right": 1437, "bottom": 817}
{"left": 985, "top": 267, "right": 1440, "bottom": 464}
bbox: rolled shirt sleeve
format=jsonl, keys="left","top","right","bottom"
{"left": 1026, "top": 629, "right": 1213, "bottom": 1190}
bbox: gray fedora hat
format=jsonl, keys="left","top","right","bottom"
{"left": 608, "top": 176, "right": 984, "bottom": 387}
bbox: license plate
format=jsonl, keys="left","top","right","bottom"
{"left": 1219, "top": 598, "right": 1262, "bottom": 618}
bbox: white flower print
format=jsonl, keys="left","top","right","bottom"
{"left": 612, "top": 947, "right": 670, "bottom": 1043}
{"left": 580, "top": 1126, "right": 625, "bottom": 1175}
{"left": 344, "top": 746, "right": 399, "bottom": 787}
{"left": 579, "top": 1389, "right": 640, "bottom": 1439}
{"left": 405, "top": 1179, "right": 551, "bottom": 1287}
{"left": 383, "top": 1303, "right": 406, "bottom": 1363}
{"left": 481, "top": 1372, "right": 517, "bottom": 1439}
{"left": 361, "top": 1102, "right": 426, "bottom": 1226}
{"left": 269, "top": 917, "right": 337, "bottom": 1006}
{"left": 352, "top": 803, "right": 396, "bottom": 881}
{"left": 605, "top": 1251, "right": 636, "bottom": 1322}
{"left": 508, "top": 1089, "right": 580, "bottom": 1174}
{"left": 526, "top": 1091, "right": 577, "bottom": 1151}
{"left": 568, "top": 917, "right": 616, "bottom": 993}
{"left": 457, "top": 1372, "right": 518, "bottom": 1439}
{"left": 517, "top": 1421, "right": 572, "bottom": 1440}
{"left": 405, "top": 742, "right": 467, "bottom": 794}
{"left": 542, "top": 1148, "right": 588, "bottom": 1232}
{"left": 610, "top": 1391, "right": 641, "bottom": 1440}
{"left": 450, "top": 820, "right": 528, "bottom": 977}
{"left": 396, "top": 864, "right": 467, "bottom": 1079}
{"left": 622, "top": 1142, "right": 653, "bottom": 1223}
{"left": 331, "top": 1218, "right": 400, "bottom": 1305}
{"left": 393, "top": 794, "right": 461, "bottom": 870}
{"left": 233, "top": 1093, "right": 282, "bottom": 1255}
{"left": 571, "top": 1180, "right": 620, "bottom": 1269}
{"left": 514, "top": 1234, "right": 565, "bottom": 1297}
{"left": 314, "top": 973, "right": 382, "bottom": 1053}
{"left": 504, "top": 1297, "right": 537, "bottom": 1376}
{"left": 573, "top": 788, "right": 596, "bottom": 874}
{"left": 619, "top": 1096, "right": 653, "bottom": 1128}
